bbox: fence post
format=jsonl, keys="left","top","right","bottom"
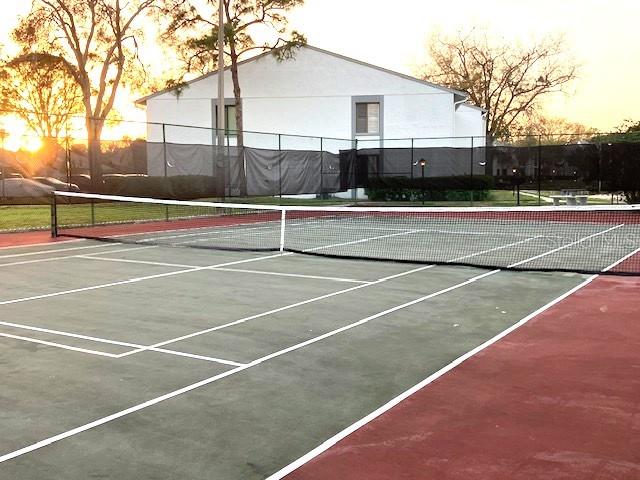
{"left": 597, "top": 141, "right": 602, "bottom": 194}
{"left": 50, "top": 192, "right": 58, "bottom": 238}
{"left": 469, "top": 136, "right": 474, "bottom": 206}
{"left": 410, "top": 138, "right": 414, "bottom": 180}
{"left": 276, "top": 133, "right": 282, "bottom": 200}
{"left": 65, "top": 134, "right": 71, "bottom": 189}
{"left": 353, "top": 139, "right": 358, "bottom": 203}
{"left": 162, "top": 124, "right": 169, "bottom": 219}
{"left": 320, "top": 137, "right": 324, "bottom": 199}
{"left": 537, "top": 135, "right": 542, "bottom": 206}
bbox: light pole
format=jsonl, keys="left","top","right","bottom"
{"left": 512, "top": 167, "right": 522, "bottom": 206}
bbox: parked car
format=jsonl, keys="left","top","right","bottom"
{"left": 0, "top": 178, "right": 54, "bottom": 198}
{"left": 32, "top": 176, "right": 80, "bottom": 192}
{"left": 69, "top": 174, "right": 92, "bottom": 191}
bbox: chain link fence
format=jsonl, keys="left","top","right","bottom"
{"left": 1, "top": 120, "right": 639, "bottom": 232}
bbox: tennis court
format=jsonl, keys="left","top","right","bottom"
{"left": 0, "top": 194, "right": 639, "bottom": 479}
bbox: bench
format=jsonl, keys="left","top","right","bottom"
{"left": 550, "top": 195, "right": 589, "bottom": 206}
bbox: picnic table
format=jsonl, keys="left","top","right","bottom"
{"left": 550, "top": 189, "right": 589, "bottom": 206}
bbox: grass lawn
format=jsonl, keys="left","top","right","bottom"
{"left": 0, "top": 204, "right": 53, "bottom": 232}
{"left": 0, "top": 196, "right": 354, "bottom": 232}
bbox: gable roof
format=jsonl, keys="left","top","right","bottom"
{"left": 136, "top": 44, "right": 470, "bottom": 105}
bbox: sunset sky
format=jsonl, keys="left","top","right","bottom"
{"left": 0, "top": 0, "right": 638, "bottom": 137}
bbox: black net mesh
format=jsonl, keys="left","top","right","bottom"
{"left": 53, "top": 192, "right": 640, "bottom": 276}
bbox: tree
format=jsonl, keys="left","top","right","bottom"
{"left": 0, "top": 53, "right": 84, "bottom": 138}
{"left": 419, "top": 28, "right": 578, "bottom": 140}
{"left": 160, "top": 0, "right": 306, "bottom": 147}
{"left": 510, "top": 110, "right": 597, "bottom": 144}
{"left": 13, "top": 0, "right": 157, "bottom": 188}
{"left": 590, "top": 120, "right": 640, "bottom": 204}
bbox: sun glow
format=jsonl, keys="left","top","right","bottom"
{"left": 0, "top": 116, "right": 43, "bottom": 153}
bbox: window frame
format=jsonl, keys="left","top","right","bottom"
{"left": 212, "top": 98, "right": 238, "bottom": 140}
{"left": 352, "top": 95, "right": 384, "bottom": 137}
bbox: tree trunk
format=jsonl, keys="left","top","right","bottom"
{"left": 86, "top": 117, "right": 104, "bottom": 192}
{"left": 230, "top": 51, "right": 247, "bottom": 196}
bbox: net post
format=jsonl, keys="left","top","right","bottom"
{"left": 279, "top": 209, "right": 286, "bottom": 253}
{"left": 50, "top": 192, "right": 58, "bottom": 238}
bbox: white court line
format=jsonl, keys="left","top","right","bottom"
{"left": 118, "top": 235, "right": 544, "bottom": 357}
{"left": 0, "top": 245, "right": 156, "bottom": 269}
{"left": 0, "top": 319, "right": 245, "bottom": 366}
{"left": 141, "top": 223, "right": 275, "bottom": 243}
{"left": 4, "top": 235, "right": 503, "bottom": 361}
{"left": 0, "top": 364, "right": 252, "bottom": 464}
{"left": 508, "top": 224, "right": 624, "bottom": 267}
{"left": 0, "top": 268, "right": 201, "bottom": 306}
{"left": 78, "top": 255, "right": 370, "bottom": 284}
{"left": 169, "top": 223, "right": 319, "bottom": 246}
{"left": 0, "top": 265, "right": 500, "bottom": 463}
{"left": 0, "top": 239, "right": 82, "bottom": 251}
{"left": 0, "top": 226, "right": 616, "bottom": 362}
{"left": 124, "top": 347, "right": 246, "bottom": 367}
{"left": 453, "top": 235, "right": 542, "bottom": 262}
{"left": 0, "top": 243, "right": 119, "bottom": 260}
{"left": 0, "top": 255, "right": 98, "bottom": 269}
{"left": 331, "top": 225, "right": 535, "bottom": 238}
{"left": 303, "top": 229, "right": 424, "bottom": 252}
{"left": 210, "top": 267, "right": 370, "bottom": 284}
{"left": 0, "top": 252, "right": 287, "bottom": 307}
{"left": 77, "top": 255, "right": 195, "bottom": 269}
{"left": 2, "top": 230, "right": 634, "bottom": 462}
{"left": 0, "top": 332, "right": 121, "bottom": 358}
{"left": 117, "top": 264, "right": 437, "bottom": 357}
{"left": 80, "top": 245, "right": 158, "bottom": 257}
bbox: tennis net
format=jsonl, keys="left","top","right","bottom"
{"left": 51, "top": 192, "right": 640, "bottom": 275}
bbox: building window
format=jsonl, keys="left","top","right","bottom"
{"left": 355, "top": 102, "right": 380, "bottom": 135}
{"left": 215, "top": 104, "right": 237, "bottom": 135}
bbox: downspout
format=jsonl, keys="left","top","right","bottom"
{"left": 453, "top": 95, "right": 467, "bottom": 142}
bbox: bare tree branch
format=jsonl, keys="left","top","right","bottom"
{"left": 419, "top": 28, "right": 579, "bottom": 140}
{"left": 12, "top": 0, "right": 158, "bottom": 184}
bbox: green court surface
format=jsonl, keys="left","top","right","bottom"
{"left": 0, "top": 239, "right": 592, "bottom": 479}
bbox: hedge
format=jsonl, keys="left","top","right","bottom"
{"left": 365, "top": 176, "right": 494, "bottom": 202}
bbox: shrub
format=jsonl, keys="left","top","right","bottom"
{"left": 365, "top": 176, "right": 493, "bottom": 202}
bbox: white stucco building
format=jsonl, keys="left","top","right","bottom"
{"left": 136, "top": 45, "right": 486, "bottom": 150}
